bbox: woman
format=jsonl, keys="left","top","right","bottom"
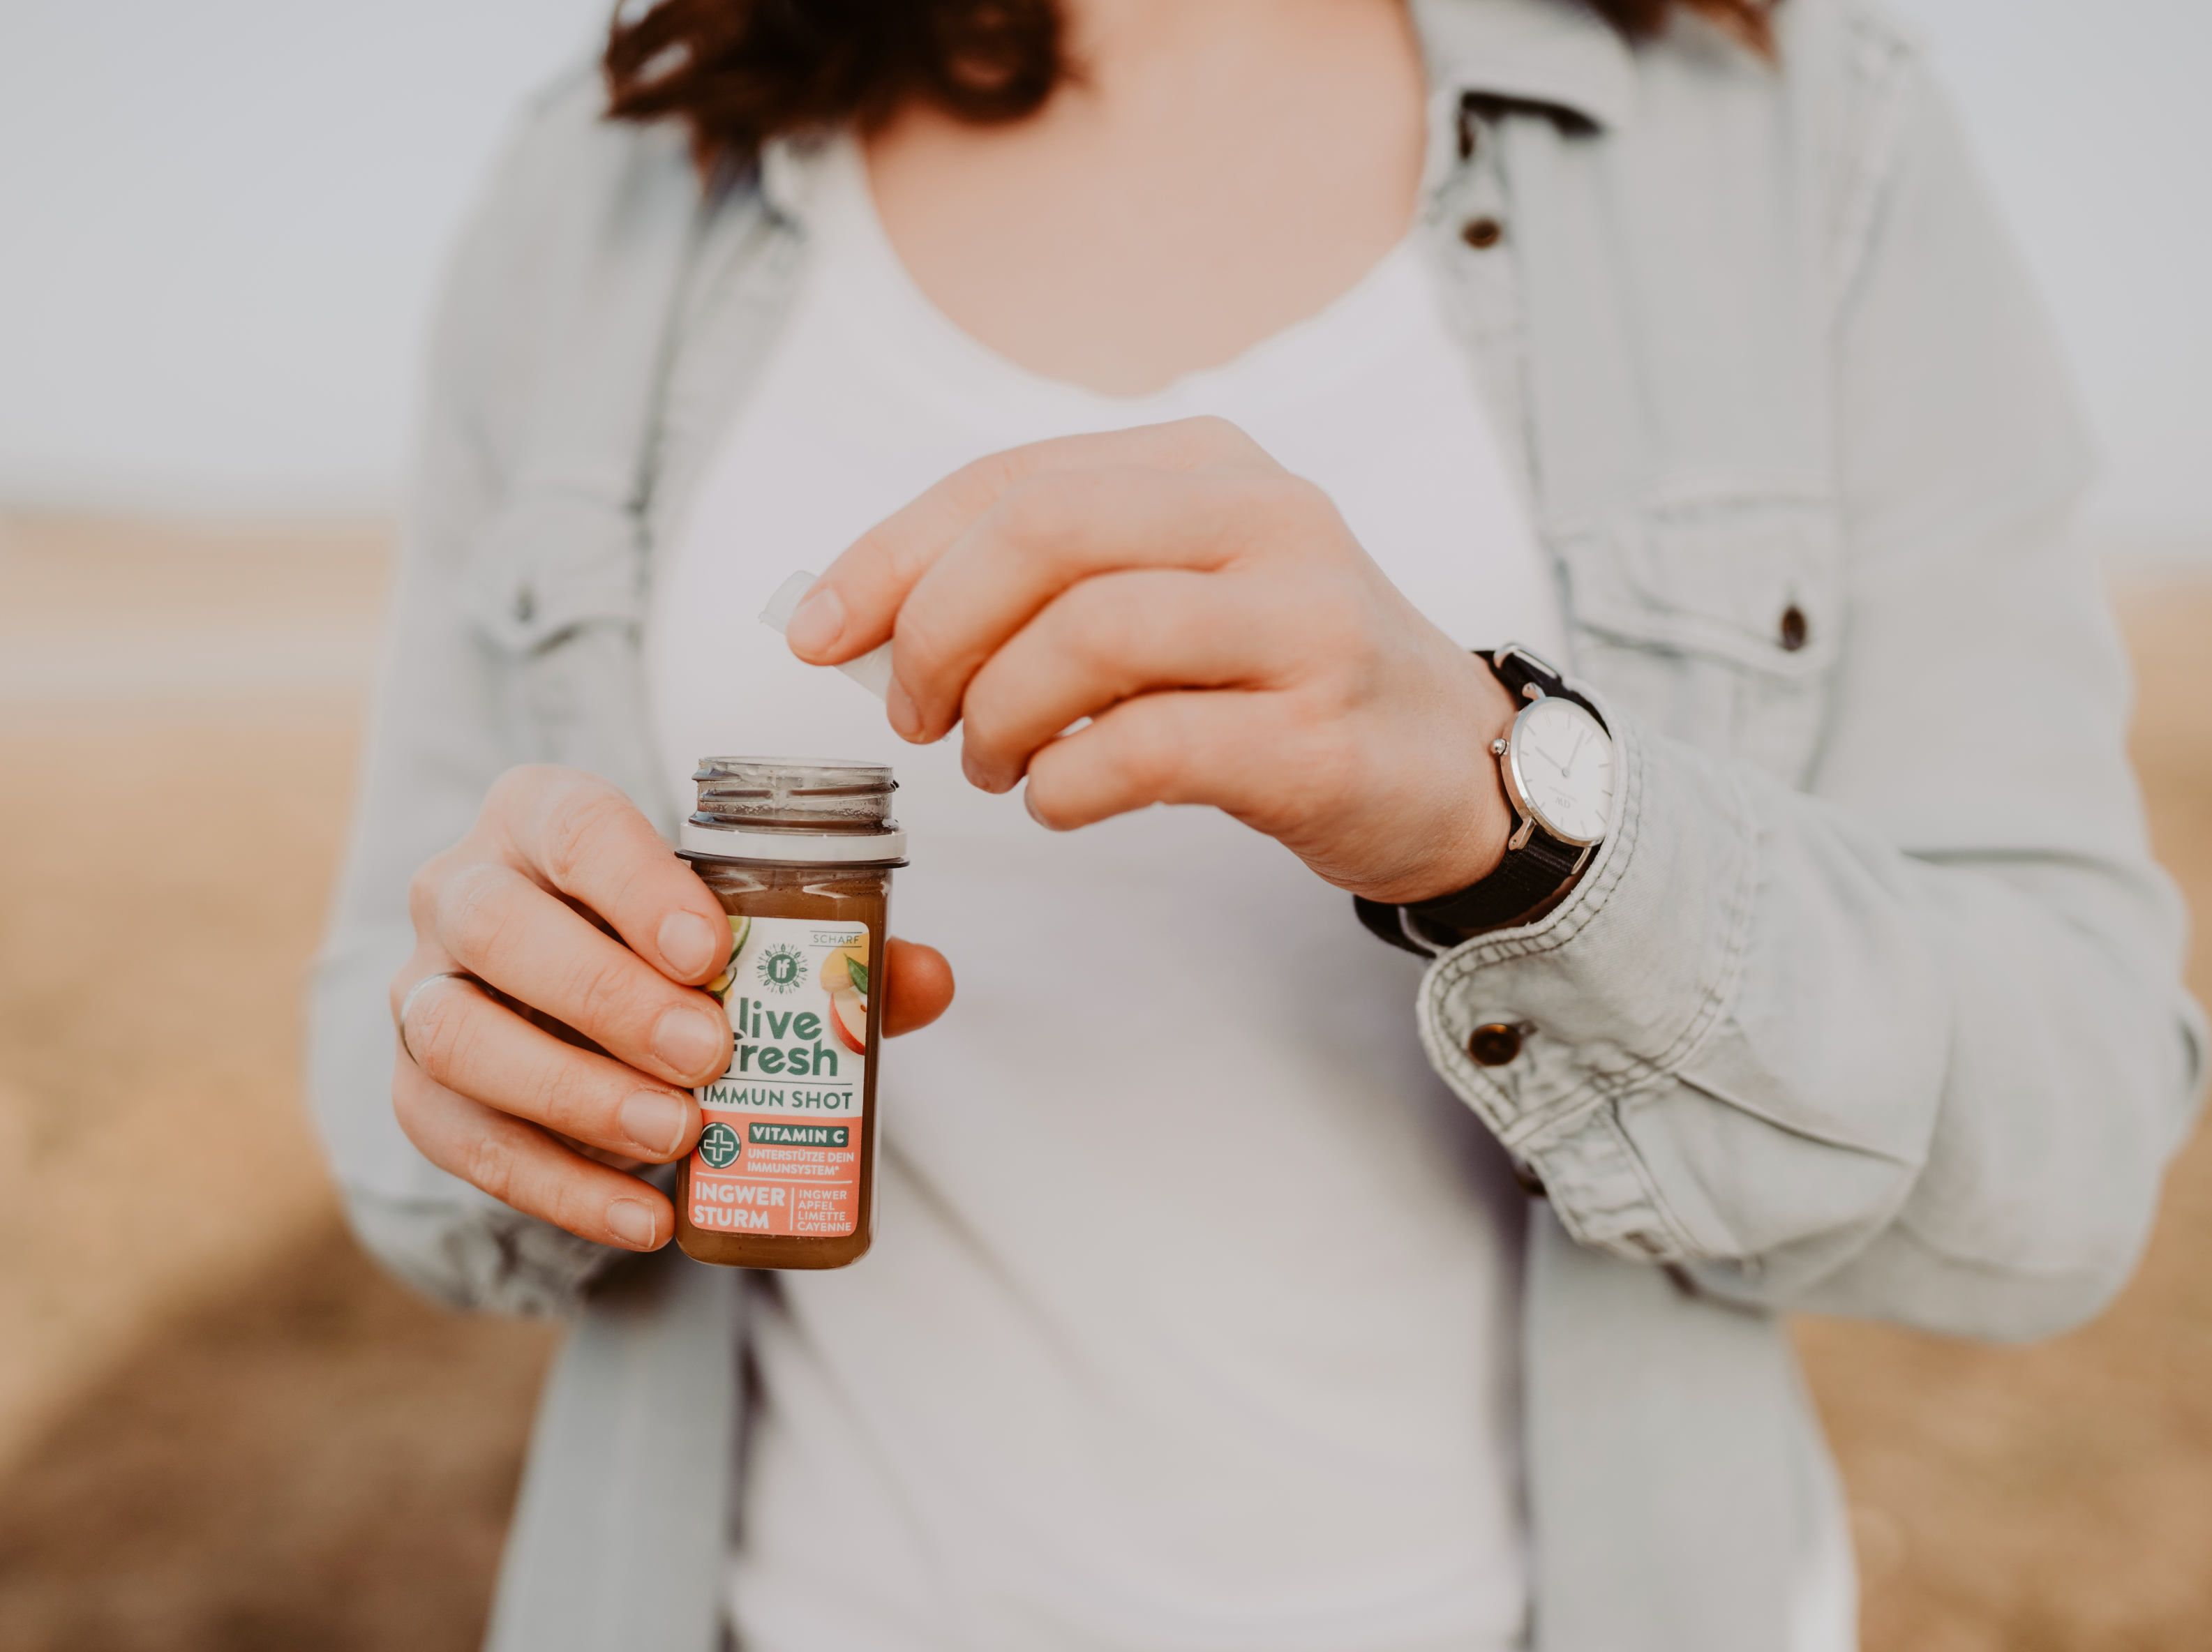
{"left": 310, "top": 1, "right": 2205, "bottom": 1648}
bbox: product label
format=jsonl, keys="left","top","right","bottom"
{"left": 690, "top": 915, "right": 870, "bottom": 1238}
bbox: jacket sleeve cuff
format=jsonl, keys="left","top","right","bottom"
{"left": 343, "top": 1185, "right": 622, "bottom": 1317}
{"left": 1416, "top": 696, "right": 1759, "bottom": 1262}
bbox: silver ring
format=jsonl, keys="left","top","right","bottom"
{"left": 398, "top": 970, "right": 480, "bottom": 1065}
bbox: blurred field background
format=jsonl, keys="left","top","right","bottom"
{"left": 0, "top": 514, "right": 2206, "bottom": 1651}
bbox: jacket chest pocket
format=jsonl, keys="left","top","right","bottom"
{"left": 1551, "top": 498, "right": 1844, "bottom": 786}
{"left": 456, "top": 483, "right": 669, "bottom": 823}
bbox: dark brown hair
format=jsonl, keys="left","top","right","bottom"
{"left": 605, "top": 0, "right": 1774, "bottom": 174}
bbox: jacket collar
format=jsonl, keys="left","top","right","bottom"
{"left": 761, "top": 0, "right": 1635, "bottom": 222}
{"left": 1410, "top": 0, "right": 1637, "bottom": 131}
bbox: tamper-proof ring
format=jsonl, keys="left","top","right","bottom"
{"left": 398, "top": 970, "right": 480, "bottom": 1066}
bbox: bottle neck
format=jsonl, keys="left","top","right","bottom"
{"left": 682, "top": 758, "right": 904, "bottom": 867}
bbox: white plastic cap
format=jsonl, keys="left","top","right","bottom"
{"left": 761, "top": 569, "right": 895, "bottom": 700}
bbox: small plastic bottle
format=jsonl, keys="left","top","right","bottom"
{"left": 673, "top": 758, "right": 906, "bottom": 1269}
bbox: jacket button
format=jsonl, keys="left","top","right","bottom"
{"left": 1779, "top": 604, "right": 1808, "bottom": 651}
{"left": 1460, "top": 216, "right": 1504, "bottom": 250}
{"left": 1469, "top": 1022, "right": 1523, "bottom": 1065}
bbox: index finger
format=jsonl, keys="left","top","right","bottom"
{"left": 782, "top": 416, "right": 1271, "bottom": 668}
{"left": 487, "top": 765, "right": 732, "bottom": 988}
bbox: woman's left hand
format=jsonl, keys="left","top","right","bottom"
{"left": 784, "top": 416, "right": 1522, "bottom": 906}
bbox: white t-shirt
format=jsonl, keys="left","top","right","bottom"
{"left": 647, "top": 137, "right": 1564, "bottom": 1652}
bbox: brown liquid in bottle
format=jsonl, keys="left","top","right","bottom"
{"left": 674, "top": 760, "right": 905, "bottom": 1270}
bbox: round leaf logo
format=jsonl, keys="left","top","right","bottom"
{"left": 756, "top": 942, "right": 806, "bottom": 993}
{"left": 698, "top": 1122, "right": 742, "bottom": 1169}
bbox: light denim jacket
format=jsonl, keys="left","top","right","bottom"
{"left": 308, "top": 1, "right": 2206, "bottom": 1647}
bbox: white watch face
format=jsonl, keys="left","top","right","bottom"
{"left": 1507, "top": 697, "right": 1615, "bottom": 846}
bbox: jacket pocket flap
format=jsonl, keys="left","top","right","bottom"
{"left": 462, "top": 483, "right": 645, "bottom": 656}
{"left": 1553, "top": 499, "right": 1842, "bottom": 679}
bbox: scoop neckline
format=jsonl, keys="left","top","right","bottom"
{"left": 802, "top": 133, "right": 1431, "bottom": 426}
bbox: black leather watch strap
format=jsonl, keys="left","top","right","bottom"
{"left": 1489, "top": 643, "right": 1601, "bottom": 719}
{"left": 1353, "top": 645, "right": 1605, "bottom": 956}
{"left": 1407, "top": 829, "right": 1583, "bottom": 937}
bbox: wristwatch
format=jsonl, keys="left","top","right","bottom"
{"left": 1355, "top": 643, "right": 1616, "bottom": 953}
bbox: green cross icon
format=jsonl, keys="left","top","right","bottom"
{"left": 698, "top": 1122, "right": 741, "bottom": 1169}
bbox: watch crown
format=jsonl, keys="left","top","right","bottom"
{"left": 1490, "top": 737, "right": 1510, "bottom": 757}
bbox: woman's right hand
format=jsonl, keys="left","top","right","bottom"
{"left": 389, "top": 765, "right": 951, "bottom": 1252}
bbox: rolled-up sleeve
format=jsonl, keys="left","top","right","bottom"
{"left": 1419, "top": 52, "right": 2206, "bottom": 1341}
{"left": 305, "top": 75, "right": 627, "bottom": 1317}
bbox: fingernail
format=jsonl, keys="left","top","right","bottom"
{"left": 784, "top": 586, "right": 845, "bottom": 657}
{"left": 606, "top": 1198, "right": 657, "bottom": 1249}
{"left": 654, "top": 1005, "right": 728, "bottom": 1075}
{"left": 885, "top": 676, "right": 922, "bottom": 740}
{"left": 620, "top": 1089, "right": 689, "bottom": 1157}
{"left": 657, "top": 910, "right": 719, "bottom": 977}
{"left": 1024, "top": 785, "right": 1052, "bottom": 827}
{"left": 959, "top": 745, "right": 990, "bottom": 793}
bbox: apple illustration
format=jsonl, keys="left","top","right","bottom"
{"left": 827, "top": 985, "right": 867, "bottom": 1054}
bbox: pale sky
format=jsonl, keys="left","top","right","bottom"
{"left": 1, "top": 0, "right": 2206, "bottom": 550}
